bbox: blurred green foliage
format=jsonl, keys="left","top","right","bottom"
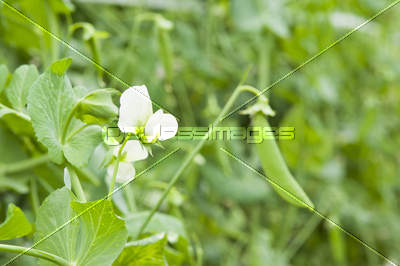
{"left": 1, "top": 0, "right": 400, "bottom": 265}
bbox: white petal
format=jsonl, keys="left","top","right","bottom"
{"left": 113, "top": 141, "right": 148, "bottom": 161}
{"left": 107, "top": 161, "right": 136, "bottom": 183}
{"left": 118, "top": 85, "right": 153, "bottom": 133}
{"left": 121, "top": 140, "right": 149, "bottom": 162}
{"left": 144, "top": 109, "right": 163, "bottom": 142}
{"left": 159, "top": 113, "right": 178, "bottom": 141}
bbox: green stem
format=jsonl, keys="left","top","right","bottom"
{"left": 44, "top": 0, "right": 59, "bottom": 62}
{"left": 173, "top": 79, "right": 196, "bottom": 125}
{"left": 239, "top": 85, "right": 267, "bottom": 101}
{"left": 109, "top": 13, "right": 155, "bottom": 88}
{"left": 249, "top": 205, "right": 261, "bottom": 265}
{"left": 171, "top": 206, "right": 195, "bottom": 265}
{"left": 0, "top": 244, "right": 72, "bottom": 266}
{"left": 108, "top": 133, "right": 131, "bottom": 201}
{"left": 283, "top": 213, "right": 323, "bottom": 261}
{"left": 30, "top": 176, "right": 40, "bottom": 214}
{"left": 72, "top": 165, "right": 101, "bottom": 187}
{"left": 68, "top": 165, "right": 86, "bottom": 202}
{"left": 257, "top": 33, "right": 272, "bottom": 97}
{"left": 1, "top": 154, "right": 50, "bottom": 175}
{"left": 124, "top": 183, "right": 137, "bottom": 213}
{"left": 134, "top": 66, "right": 253, "bottom": 239}
{"left": 62, "top": 13, "right": 73, "bottom": 58}
{"left": 191, "top": 233, "right": 203, "bottom": 266}
{"left": 36, "top": 174, "right": 55, "bottom": 194}
{"left": 275, "top": 205, "right": 299, "bottom": 250}
{"left": 60, "top": 102, "right": 80, "bottom": 145}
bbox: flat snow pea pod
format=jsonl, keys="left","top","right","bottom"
{"left": 253, "top": 112, "right": 314, "bottom": 209}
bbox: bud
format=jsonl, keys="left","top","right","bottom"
{"left": 74, "top": 89, "right": 119, "bottom": 124}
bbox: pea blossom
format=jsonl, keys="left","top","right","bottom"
{"left": 107, "top": 140, "right": 148, "bottom": 183}
{"left": 118, "top": 85, "right": 178, "bottom": 154}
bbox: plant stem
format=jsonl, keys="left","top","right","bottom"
{"left": 134, "top": 66, "right": 254, "bottom": 239}
{"left": 44, "top": 0, "right": 59, "bottom": 63}
{"left": 1, "top": 154, "right": 50, "bottom": 175}
{"left": 67, "top": 165, "right": 86, "bottom": 202}
{"left": 108, "top": 133, "right": 131, "bottom": 201}
{"left": 239, "top": 85, "right": 264, "bottom": 97}
{"left": 60, "top": 102, "right": 80, "bottom": 145}
{"left": 275, "top": 205, "right": 299, "bottom": 250}
{"left": 109, "top": 13, "right": 155, "bottom": 88}
{"left": 257, "top": 33, "right": 272, "bottom": 97}
{"left": 191, "top": 233, "right": 203, "bottom": 266}
{"left": 124, "top": 183, "right": 137, "bottom": 212}
{"left": 283, "top": 213, "right": 323, "bottom": 262}
{"left": 35, "top": 174, "right": 55, "bottom": 194}
{"left": 72, "top": 165, "right": 101, "bottom": 187}
{"left": 30, "top": 176, "right": 40, "bottom": 214}
{"left": 0, "top": 244, "right": 72, "bottom": 266}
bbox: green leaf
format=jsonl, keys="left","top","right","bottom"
{"left": 0, "top": 204, "right": 32, "bottom": 240}
{"left": 69, "top": 200, "right": 128, "bottom": 266}
{"left": 63, "top": 122, "right": 102, "bottom": 168}
{"left": 232, "top": 0, "right": 262, "bottom": 32}
{"left": 113, "top": 233, "right": 167, "bottom": 266}
{"left": 0, "top": 103, "right": 34, "bottom": 135}
{"left": 27, "top": 58, "right": 102, "bottom": 167}
{"left": 260, "top": 0, "right": 290, "bottom": 38}
{"left": 49, "top": 57, "right": 72, "bottom": 76}
{"left": 34, "top": 187, "right": 128, "bottom": 266}
{"left": 34, "top": 187, "right": 79, "bottom": 265}
{"left": 124, "top": 211, "right": 187, "bottom": 241}
{"left": 0, "top": 64, "right": 9, "bottom": 93}
{"left": 27, "top": 58, "right": 74, "bottom": 164}
{"left": 0, "top": 103, "right": 31, "bottom": 121}
{"left": 48, "top": 0, "right": 75, "bottom": 14}
{"left": 74, "top": 89, "right": 119, "bottom": 125}
{"left": 231, "top": 0, "right": 290, "bottom": 38}
{"left": 1, "top": 0, "right": 51, "bottom": 50}
{"left": 5, "top": 64, "right": 39, "bottom": 111}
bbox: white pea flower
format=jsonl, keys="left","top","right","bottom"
{"left": 107, "top": 140, "right": 148, "bottom": 183}
{"left": 118, "top": 85, "right": 178, "bottom": 155}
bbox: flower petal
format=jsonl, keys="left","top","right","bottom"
{"left": 107, "top": 161, "right": 136, "bottom": 183}
{"left": 144, "top": 109, "right": 163, "bottom": 143}
{"left": 118, "top": 140, "right": 148, "bottom": 162}
{"left": 159, "top": 113, "right": 178, "bottom": 141}
{"left": 118, "top": 85, "right": 153, "bottom": 133}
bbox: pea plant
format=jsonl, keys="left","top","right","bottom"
{"left": 0, "top": 56, "right": 312, "bottom": 265}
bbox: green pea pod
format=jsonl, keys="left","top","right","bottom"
{"left": 253, "top": 112, "right": 314, "bottom": 209}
